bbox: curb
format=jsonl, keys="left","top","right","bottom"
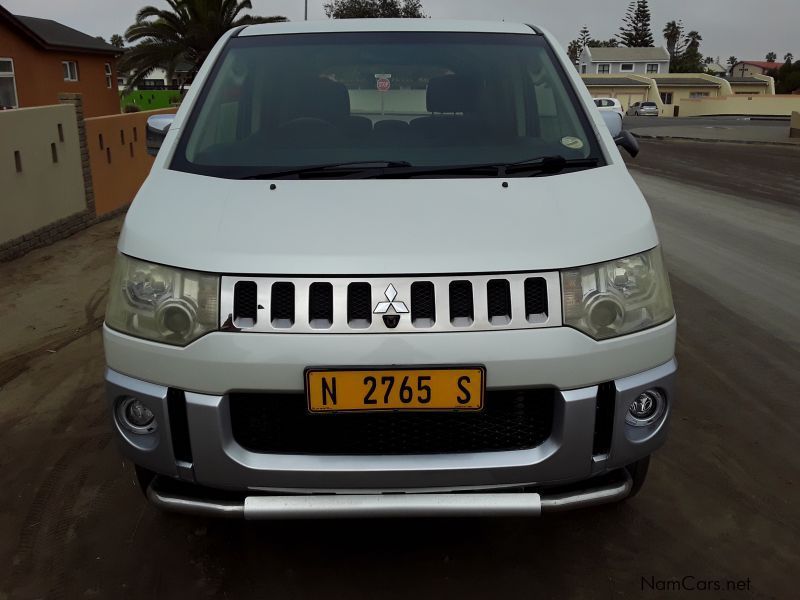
{"left": 631, "top": 132, "right": 800, "bottom": 148}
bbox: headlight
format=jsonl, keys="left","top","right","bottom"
{"left": 562, "top": 247, "right": 674, "bottom": 340}
{"left": 106, "top": 254, "right": 219, "bottom": 345}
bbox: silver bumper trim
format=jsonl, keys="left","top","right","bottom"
{"left": 146, "top": 472, "right": 632, "bottom": 519}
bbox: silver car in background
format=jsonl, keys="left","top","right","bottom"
{"left": 626, "top": 101, "right": 659, "bottom": 117}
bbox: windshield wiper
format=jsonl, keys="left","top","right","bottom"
{"left": 373, "top": 155, "right": 599, "bottom": 179}
{"left": 240, "top": 161, "right": 412, "bottom": 180}
{"left": 240, "top": 156, "right": 599, "bottom": 180}
{"left": 503, "top": 155, "right": 600, "bottom": 176}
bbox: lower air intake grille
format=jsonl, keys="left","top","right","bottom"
{"left": 229, "top": 390, "right": 555, "bottom": 455}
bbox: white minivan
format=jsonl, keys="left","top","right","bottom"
{"left": 104, "top": 19, "right": 676, "bottom": 519}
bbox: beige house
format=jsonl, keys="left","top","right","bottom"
{"left": 580, "top": 74, "right": 662, "bottom": 112}
{"left": 651, "top": 74, "right": 731, "bottom": 117}
{"left": 728, "top": 75, "right": 774, "bottom": 95}
{"left": 581, "top": 71, "right": 777, "bottom": 117}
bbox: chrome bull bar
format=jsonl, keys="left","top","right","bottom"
{"left": 146, "top": 471, "right": 632, "bottom": 519}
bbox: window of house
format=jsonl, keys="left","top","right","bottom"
{"left": 104, "top": 63, "right": 113, "bottom": 88}
{"left": 689, "top": 92, "right": 710, "bottom": 98}
{"left": 620, "top": 63, "right": 634, "bottom": 72}
{"left": 660, "top": 92, "right": 673, "bottom": 104}
{"left": 597, "top": 64, "right": 610, "bottom": 74}
{"left": 0, "top": 58, "right": 18, "bottom": 108}
{"left": 62, "top": 61, "right": 79, "bottom": 81}
{"left": 646, "top": 63, "right": 660, "bottom": 74}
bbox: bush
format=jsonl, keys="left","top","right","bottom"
{"left": 123, "top": 104, "right": 141, "bottom": 113}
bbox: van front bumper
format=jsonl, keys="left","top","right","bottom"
{"left": 104, "top": 319, "right": 676, "bottom": 515}
{"left": 143, "top": 468, "right": 634, "bottom": 519}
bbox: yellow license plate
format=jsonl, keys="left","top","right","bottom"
{"left": 306, "top": 367, "right": 485, "bottom": 413}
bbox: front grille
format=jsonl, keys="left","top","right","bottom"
{"left": 229, "top": 390, "right": 555, "bottom": 455}
{"left": 270, "top": 282, "right": 295, "bottom": 328}
{"left": 347, "top": 283, "right": 372, "bottom": 328}
{"left": 233, "top": 281, "right": 257, "bottom": 327}
{"left": 524, "top": 277, "right": 548, "bottom": 322}
{"left": 487, "top": 279, "right": 512, "bottom": 325}
{"left": 308, "top": 282, "right": 333, "bottom": 329}
{"left": 410, "top": 282, "right": 435, "bottom": 327}
{"left": 449, "top": 280, "right": 474, "bottom": 326}
{"left": 222, "top": 272, "right": 560, "bottom": 334}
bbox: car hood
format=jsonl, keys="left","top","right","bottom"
{"left": 119, "top": 164, "right": 658, "bottom": 275}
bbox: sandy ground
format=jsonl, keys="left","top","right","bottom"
{"left": 1, "top": 140, "right": 798, "bottom": 599}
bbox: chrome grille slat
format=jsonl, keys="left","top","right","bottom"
{"left": 221, "top": 272, "right": 562, "bottom": 334}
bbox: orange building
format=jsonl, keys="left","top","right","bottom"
{"left": 0, "top": 5, "right": 121, "bottom": 117}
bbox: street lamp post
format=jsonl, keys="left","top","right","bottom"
{"left": 305, "top": 0, "right": 308, "bottom": 20}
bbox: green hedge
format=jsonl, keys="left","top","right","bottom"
{"left": 120, "top": 90, "right": 183, "bottom": 111}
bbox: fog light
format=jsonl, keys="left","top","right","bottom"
{"left": 626, "top": 389, "right": 666, "bottom": 427}
{"left": 117, "top": 397, "right": 157, "bottom": 434}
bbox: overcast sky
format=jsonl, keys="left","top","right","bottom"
{"left": 3, "top": 0, "right": 797, "bottom": 62}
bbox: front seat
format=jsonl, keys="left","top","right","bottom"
{"left": 410, "top": 74, "right": 486, "bottom": 143}
{"left": 279, "top": 77, "right": 372, "bottom": 144}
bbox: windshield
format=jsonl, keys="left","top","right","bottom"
{"left": 172, "top": 31, "right": 603, "bottom": 179}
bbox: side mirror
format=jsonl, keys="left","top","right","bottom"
{"left": 600, "top": 110, "right": 623, "bottom": 138}
{"left": 614, "top": 130, "right": 640, "bottom": 158}
{"left": 146, "top": 114, "right": 175, "bottom": 157}
{"left": 599, "top": 110, "right": 639, "bottom": 158}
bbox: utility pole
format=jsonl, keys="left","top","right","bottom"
{"left": 305, "top": 0, "right": 308, "bottom": 20}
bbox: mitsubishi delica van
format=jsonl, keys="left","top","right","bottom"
{"left": 104, "top": 20, "right": 677, "bottom": 518}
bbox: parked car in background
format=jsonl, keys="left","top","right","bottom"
{"left": 593, "top": 97, "right": 624, "bottom": 118}
{"left": 626, "top": 101, "right": 659, "bottom": 117}
{"left": 106, "top": 19, "right": 675, "bottom": 520}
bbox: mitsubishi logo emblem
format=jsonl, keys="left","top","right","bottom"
{"left": 374, "top": 284, "right": 408, "bottom": 328}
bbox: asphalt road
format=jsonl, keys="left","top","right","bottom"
{"left": 1, "top": 140, "right": 799, "bottom": 599}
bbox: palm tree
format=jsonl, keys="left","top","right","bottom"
{"left": 785, "top": 53, "right": 794, "bottom": 63}
{"left": 685, "top": 30, "right": 702, "bottom": 51}
{"left": 662, "top": 20, "right": 683, "bottom": 57}
{"left": 120, "top": 0, "right": 287, "bottom": 91}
